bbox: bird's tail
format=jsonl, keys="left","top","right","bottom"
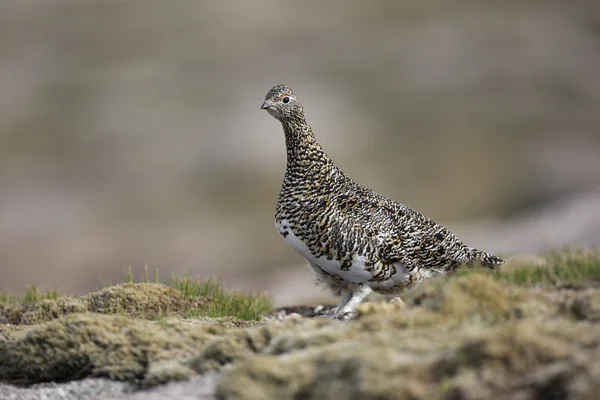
{"left": 470, "top": 248, "right": 505, "bottom": 269}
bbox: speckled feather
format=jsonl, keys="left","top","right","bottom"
{"left": 262, "top": 84, "right": 504, "bottom": 311}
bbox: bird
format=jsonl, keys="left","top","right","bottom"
{"left": 261, "top": 84, "right": 504, "bottom": 319}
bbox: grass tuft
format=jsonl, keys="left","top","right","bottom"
{"left": 500, "top": 250, "right": 600, "bottom": 286}
{"left": 0, "top": 285, "right": 62, "bottom": 306}
{"left": 171, "top": 276, "right": 273, "bottom": 321}
{"left": 98, "top": 273, "right": 112, "bottom": 289}
{"left": 455, "top": 250, "right": 600, "bottom": 288}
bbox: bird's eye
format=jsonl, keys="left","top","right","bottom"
{"left": 282, "top": 96, "right": 290, "bottom": 104}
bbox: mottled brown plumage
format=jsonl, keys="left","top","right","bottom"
{"left": 261, "top": 84, "right": 504, "bottom": 319}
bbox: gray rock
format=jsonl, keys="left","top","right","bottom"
{"left": 0, "top": 374, "right": 221, "bottom": 400}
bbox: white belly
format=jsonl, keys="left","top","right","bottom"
{"left": 276, "top": 219, "right": 372, "bottom": 284}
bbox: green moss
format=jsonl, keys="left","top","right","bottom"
{"left": 0, "top": 323, "right": 24, "bottom": 339}
{"left": 402, "top": 273, "right": 534, "bottom": 327}
{"left": 191, "top": 317, "right": 314, "bottom": 373}
{"left": 0, "top": 296, "right": 86, "bottom": 325}
{"left": 0, "top": 283, "right": 209, "bottom": 325}
{"left": 561, "top": 289, "right": 600, "bottom": 322}
{"left": 83, "top": 282, "right": 210, "bottom": 319}
{"left": 353, "top": 274, "right": 532, "bottom": 335}
{"left": 0, "top": 313, "right": 220, "bottom": 385}
{"left": 431, "top": 322, "right": 573, "bottom": 379}
{"left": 216, "top": 320, "right": 600, "bottom": 400}
{"left": 216, "top": 340, "right": 431, "bottom": 399}
{"left": 429, "top": 321, "right": 600, "bottom": 398}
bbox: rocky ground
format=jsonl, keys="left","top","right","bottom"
{"left": 1, "top": 251, "right": 600, "bottom": 399}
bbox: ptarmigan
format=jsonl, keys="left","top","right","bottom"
{"left": 261, "top": 84, "right": 504, "bottom": 319}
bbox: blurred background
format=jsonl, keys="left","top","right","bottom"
{"left": 1, "top": 0, "right": 599, "bottom": 305}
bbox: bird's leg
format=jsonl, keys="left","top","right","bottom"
{"left": 331, "top": 285, "right": 372, "bottom": 320}
{"left": 334, "top": 290, "right": 353, "bottom": 314}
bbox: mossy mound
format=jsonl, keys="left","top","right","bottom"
{"left": 216, "top": 319, "right": 600, "bottom": 400}
{"left": 0, "top": 279, "right": 269, "bottom": 386}
{"left": 0, "top": 283, "right": 211, "bottom": 325}
{"left": 0, "top": 296, "right": 86, "bottom": 326}
{"left": 208, "top": 272, "right": 600, "bottom": 400}
{"left": 1, "top": 251, "right": 599, "bottom": 399}
{"left": 0, "top": 313, "right": 221, "bottom": 385}
{"left": 407, "top": 274, "right": 517, "bottom": 318}
{"left": 191, "top": 317, "right": 327, "bottom": 373}
{"left": 83, "top": 283, "right": 210, "bottom": 319}
{"left": 561, "top": 289, "right": 600, "bottom": 322}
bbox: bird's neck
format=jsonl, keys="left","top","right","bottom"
{"left": 281, "top": 118, "right": 331, "bottom": 173}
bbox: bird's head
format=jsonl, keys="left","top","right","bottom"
{"left": 261, "top": 84, "right": 304, "bottom": 121}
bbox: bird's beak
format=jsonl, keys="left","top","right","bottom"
{"left": 260, "top": 101, "right": 271, "bottom": 110}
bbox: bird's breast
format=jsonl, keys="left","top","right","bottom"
{"left": 275, "top": 218, "right": 373, "bottom": 284}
